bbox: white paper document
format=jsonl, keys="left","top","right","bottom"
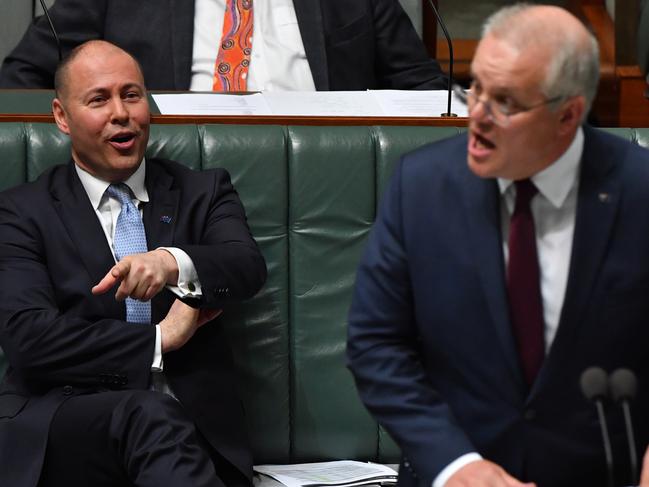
{"left": 152, "top": 90, "right": 466, "bottom": 118}
{"left": 262, "top": 91, "right": 383, "bottom": 117}
{"left": 152, "top": 93, "right": 272, "bottom": 115}
{"left": 371, "top": 90, "right": 468, "bottom": 118}
{"left": 254, "top": 461, "right": 397, "bottom": 487}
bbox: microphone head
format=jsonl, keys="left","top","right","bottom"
{"left": 580, "top": 367, "right": 609, "bottom": 401}
{"left": 609, "top": 368, "right": 638, "bottom": 402}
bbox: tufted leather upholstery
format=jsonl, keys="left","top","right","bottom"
{"left": 0, "top": 123, "right": 648, "bottom": 464}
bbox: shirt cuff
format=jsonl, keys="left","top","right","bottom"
{"left": 152, "top": 325, "right": 163, "bottom": 371}
{"left": 158, "top": 247, "right": 202, "bottom": 298}
{"left": 432, "top": 453, "right": 483, "bottom": 487}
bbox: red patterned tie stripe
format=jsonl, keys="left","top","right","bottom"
{"left": 213, "top": 0, "right": 253, "bottom": 91}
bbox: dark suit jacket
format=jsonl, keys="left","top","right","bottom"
{"left": 347, "top": 127, "right": 649, "bottom": 487}
{"left": 0, "top": 159, "right": 266, "bottom": 487}
{"left": 0, "top": 0, "right": 446, "bottom": 91}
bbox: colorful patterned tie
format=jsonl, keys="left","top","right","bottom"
{"left": 507, "top": 179, "right": 545, "bottom": 386}
{"left": 213, "top": 0, "right": 254, "bottom": 91}
{"left": 107, "top": 183, "right": 151, "bottom": 324}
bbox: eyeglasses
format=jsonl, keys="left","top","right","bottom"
{"left": 453, "top": 84, "right": 564, "bottom": 127}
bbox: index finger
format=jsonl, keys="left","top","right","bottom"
{"left": 91, "top": 262, "right": 130, "bottom": 295}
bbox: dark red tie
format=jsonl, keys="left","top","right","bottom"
{"left": 507, "top": 179, "right": 545, "bottom": 386}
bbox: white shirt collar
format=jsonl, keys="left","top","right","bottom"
{"left": 75, "top": 159, "right": 149, "bottom": 209}
{"left": 498, "top": 126, "right": 584, "bottom": 208}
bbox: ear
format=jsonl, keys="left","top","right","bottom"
{"left": 557, "top": 96, "right": 586, "bottom": 135}
{"left": 52, "top": 98, "right": 71, "bottom": 135}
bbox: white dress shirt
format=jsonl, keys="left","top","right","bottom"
{"left": 433, "top": 127, "right": 584, "bottom": 486}
{"left": 190, "top": 0, "right": 316, "bottom": 91}
{"left": 75, "top": 160, "right": 203, "bottom": 375}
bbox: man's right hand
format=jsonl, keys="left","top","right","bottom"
{"left": 159, "top": 299, "right": 222, "bottom": 353}
{"left": 446, "top": 460, "right": 536, "bottom": 487}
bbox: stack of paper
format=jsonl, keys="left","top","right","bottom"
{"left": 152, "top": 90, "right": 467, "bottom": 118}
{"left": 254, "top": 461, "right": 397, "bottom": 487}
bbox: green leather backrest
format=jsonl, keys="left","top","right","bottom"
{"left": 1, "top": 124, "right": 648, "bottom": 464}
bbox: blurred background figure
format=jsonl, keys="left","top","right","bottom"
{"left": 0, "top": 0, "right": 447, "bottom": 91}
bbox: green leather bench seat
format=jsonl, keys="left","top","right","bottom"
{"left": 1, "top": 123, "right": 648, "bottom": 465}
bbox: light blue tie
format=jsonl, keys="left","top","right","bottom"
{"left": 107, "top": 183, "right": 151, "bottom": 324}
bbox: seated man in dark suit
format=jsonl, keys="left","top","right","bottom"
{"left": 0, "top": 40, "right": 266, "bottom": 487}
{"left": 0, "top": 0, "right": 447, "bottom": 92}
{"left": 348, "top": 4, "right": 649, "bottom": 487}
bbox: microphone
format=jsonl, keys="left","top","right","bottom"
{"left": 424, "top": 0, "right": 456, "bottom": 117}
{"left": 580, "top": 367, "right": 614, "bottom": 487}
{"left": 610, "top": 368, "right": 639, "bottom": 485}
{"left": 39, "top": 0, "right": 62, "bottom": 62}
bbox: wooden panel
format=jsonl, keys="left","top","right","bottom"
{"left": 436, "top": 38, "right": 476, "bottom": 85}
{"left": 617, "top": 65, "right": 649, "bottom": 127}
{"left": 615, "top": 0, "right": 640, "bottom": 65}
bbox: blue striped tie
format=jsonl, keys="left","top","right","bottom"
{"left": 107, "top": 183, "right": 151, "bottom": 324}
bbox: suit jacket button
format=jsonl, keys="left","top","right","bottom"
{"left": 524, "top": 409, "right": 536, "bottom": 421}
{"left": 62, "top": 385, "right": 73, "bottom": 396}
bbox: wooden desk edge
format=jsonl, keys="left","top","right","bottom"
{"left": 0, "top": 114, "right": 469, "bottom": 126}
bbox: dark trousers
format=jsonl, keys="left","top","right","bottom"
{"left": 38, "top": 390, "right": 244, "bottom": 487}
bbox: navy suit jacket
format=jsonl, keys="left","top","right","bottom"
{"left": 0, "top": 159, "right": 266, "bottom": 487}
{"left": 0, "top": 0, "right": 446, "bottom": 91}
{"left": 347, "top": 127, "right": 649, "bottom": 487}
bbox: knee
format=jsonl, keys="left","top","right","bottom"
{"left": 114, "top": 390, "right": 185, "bottom": 424}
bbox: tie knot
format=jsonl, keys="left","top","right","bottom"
{"left": 107, "top": 183, "right": 134, "bottom": 207}
{"left": 514, "top": 179, "right": 538, "bottom": 208}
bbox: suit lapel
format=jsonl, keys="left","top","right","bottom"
{"left": 143, "top": 160, "right": 180, "bottom": 251}
{"left": 50, "top": 163, "right": 123, "bottom": 318}
{"left": 460, "top": 169, "right": 526, "bottom": 391}
{"left": 536, "top": 128, "right": 620, "bottom": 388}
{"left": 143, "top": 161, "right": 180, "bottom": 324}
{"left": 293, "top": 0, "right": 329, "bottom": 90}
{"left": 170, "top": 0, "right": 196, "bottom": 90}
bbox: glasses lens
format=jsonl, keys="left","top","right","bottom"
{"left": 455, "top": 86, "right": 510, "bottom": 127}
{"left": 467, "top": 94, "right": 509, "bottom": 127}
{"left": 488, "top": 102, "right": 509, "bottom": 126}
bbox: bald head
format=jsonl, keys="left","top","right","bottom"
{"left": 54, "top": 40, "right": 145, "bottom": 101}
{"left": 482, "top": 4, "right": 599, "bottom": 114}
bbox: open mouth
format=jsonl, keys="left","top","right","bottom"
{"left": 108, "top": 133, "right": 137, "bottom": 150}
{"left": 469, "top": 131, "right": 496, "bottom": 160}
{"left": 474, "top": 132, "right": 495, "bottom": 149}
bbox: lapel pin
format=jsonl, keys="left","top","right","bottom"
{"left": 598, "top": 193, "right": 610, "bottom": 203}
{"left": 160, "top": 215, "right": 172, "bottom": 224}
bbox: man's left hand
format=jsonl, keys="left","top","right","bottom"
{"left": 92, "top": 249, "right": 179, "bottom": 301}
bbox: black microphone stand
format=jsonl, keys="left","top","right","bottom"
{"left": 581, "top": 367, "right": 615, "bottom": 487}
{"left": 610, "top": 368, "right": 639, "bottom": 485}
{"left": 425, "top": 0, "right": 456, "bottom": 117}
{"left": 39, "top": 0, "right": 62, "bottom": 62}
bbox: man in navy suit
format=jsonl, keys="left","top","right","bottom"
{"left": 348, "top": 5, "right": 649, "bottom": 487}
{"left": 0, "top": 0, "right": 446, "bottom": 92}
{"left": 0, "top": 40, "right": 266, "bottom": 487}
